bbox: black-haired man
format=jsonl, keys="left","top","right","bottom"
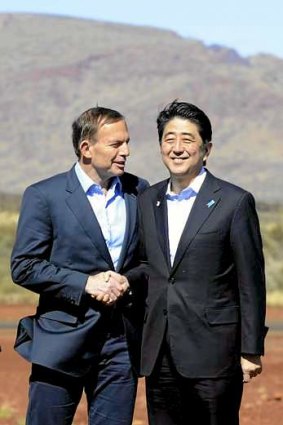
{"left": 137, "top": 100, "right": 267, "bottom": 425}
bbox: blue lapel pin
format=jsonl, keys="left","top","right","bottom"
{"left": 206, "top": 199, "right": 215, "bottom": 208}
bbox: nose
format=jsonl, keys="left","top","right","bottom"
{"left": 120, "top": 141, "right": 130, "bottom": 157}
{"left": 172, "top": 139, "right": 184, "bottom": 153}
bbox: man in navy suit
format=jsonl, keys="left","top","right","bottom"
{"left": 11, "top": 106, "right": 148, "bottom": 425}
{"left": 135, "top": 101, "right": 267, "bottom": 425}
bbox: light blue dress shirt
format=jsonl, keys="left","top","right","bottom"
{"left": 75, "top": 163, "right": 126, "bottom": 270}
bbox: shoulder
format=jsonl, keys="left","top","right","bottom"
{"left": 22, "top": 170, "right": 70, "bottom": 202}
{"left": 207, "top": 170, "right": 249, "bottom": 195}
{"left": 206, "top": 170, "right": 256, "bottom": 206}
{"left": 139, "top": 179, "right": 168, "bottom": 201}
{"left": 32, "top": 171, "right": 68, "bottom": 189}
{"left": 120, "top": 172, "right": 150, "bottom": 195}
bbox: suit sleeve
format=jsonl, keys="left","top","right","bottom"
{"left": 11, "top": 186, "right": 88, "bottom": 306}
{"left": 230, "top": 192, "right": 267, "bottom": 355}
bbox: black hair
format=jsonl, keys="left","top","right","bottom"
{"left": 157, "top": 100, "right": 212, "bottom": 145}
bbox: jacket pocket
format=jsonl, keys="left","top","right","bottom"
{"left": 39, "top": 310, "right": 78, "bottom": 325}
{"left": 205, "top": 305, "right": 239, "bottom": 325}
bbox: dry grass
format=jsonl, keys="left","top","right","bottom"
{"left": 0, "top": 205, "right": 282, "bottom": 304}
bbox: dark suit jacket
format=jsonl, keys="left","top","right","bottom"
{"left": 11, "top": 165, "right": 148, "bottom": 377}
{"left": 137, "top": 170, "right": 267, "bottom": 378}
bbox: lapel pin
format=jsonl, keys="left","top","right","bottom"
{"left": 156, "top": 201, "right": 161, "bottom": 207}
{"left": 206, "top": 200, "right": 215, "bottom": 208}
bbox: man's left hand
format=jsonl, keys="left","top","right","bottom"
{"left": 241, "top": 355, "right": 262, "bottom": 383}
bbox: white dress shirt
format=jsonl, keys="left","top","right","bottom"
{"left": 166, "top": 167, "right": 207, "bottom": 266}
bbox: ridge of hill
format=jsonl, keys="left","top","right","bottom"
{"left": 0, "top": 13, "right": 282, "bottom": 202}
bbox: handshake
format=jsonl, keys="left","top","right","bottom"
{"left": 85, "top": 271, "right": 130, "bottom": 306}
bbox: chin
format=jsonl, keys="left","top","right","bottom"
{"left": 113, "top": 167, "right": 125, "bottom": 176}
{"left": 169, "top": 166, "right": 187, "bottom": 174}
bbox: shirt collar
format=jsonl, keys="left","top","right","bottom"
{"left": 74, "top": 162, "right": 122, "bottom": 196}
{"left": 166, "top": 167, "right": 207, "bottom": 199}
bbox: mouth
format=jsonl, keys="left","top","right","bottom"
{"left": 171, "top": 157, "right": 188, "bottom": 163}
{"left": 114, "top": 161, "right": 126, "bottom": 168}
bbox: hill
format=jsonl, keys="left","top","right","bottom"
{"left": 0, "top": 13, "right": 283, "bottom": 202}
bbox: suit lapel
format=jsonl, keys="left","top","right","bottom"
{"left": 153, "top": 181, "right": 171, "bottom": 270}
{"left": 116, "top": 192, "right": 136, "bottom": 271}
{"left": 171, "top": 172, "right": 221, "bottom": 274}
{"left": 65, "top": 167, "right": 114, "bottom": 267}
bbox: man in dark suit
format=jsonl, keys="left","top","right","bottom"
{"left": 11, "top": 106, "right": 148, "bottom": 425}
{"left": 135, "top": 101, "right": 267, "bottom": 425}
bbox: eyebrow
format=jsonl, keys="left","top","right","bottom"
{"left": 164, "top": 131, "right": 196, "bottom": 139}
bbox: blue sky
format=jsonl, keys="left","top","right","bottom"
{"left": 0, "top": 0, "right": 282, "bottom": 58}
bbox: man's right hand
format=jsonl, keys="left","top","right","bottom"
{"left": 85, "top": 271, "right": 129, "bottom": 305}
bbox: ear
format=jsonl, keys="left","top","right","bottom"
{"left": 79, "top": 139, "right": 93, "bottom": 159}
{"left": 203, "top": 142, "right": 213, "bottom": 161}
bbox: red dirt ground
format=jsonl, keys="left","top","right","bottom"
{"left": 0, "top": 305, "right": 282, "bottom": 425}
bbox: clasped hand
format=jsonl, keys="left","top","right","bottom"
{"left": 85, "top": 271, "right": 129, "bottom": 306}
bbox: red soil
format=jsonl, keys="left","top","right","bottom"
{"left": 0, "top": 305, "right": 282, "bottom": 425}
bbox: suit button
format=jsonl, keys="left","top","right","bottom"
{"left": 169, "top": 277, "right": 175, "bottom": 284}
{"left": 163, "top": 309, "right": 168, "bottom": 316}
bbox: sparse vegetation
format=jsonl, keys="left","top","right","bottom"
{"left": 0, "top": 203, "right": 282, "bottom": 305}
{"left": 0, "top": 209, "right": 38, "bottom": 304}
{"left": 0, "top": 403, "right": 25, "bottom": 425}
{"left": 0, "top": 403, "right": 14, "bottom": 419}
{"left": 258, "top": 204, "right": 283, "bottom": 300}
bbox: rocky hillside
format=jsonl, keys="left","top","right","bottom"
{"left": 0, "top": 13, "right": 282, "bottom": 202}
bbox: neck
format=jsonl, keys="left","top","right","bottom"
{"left": 170, "top": 175, "right": 195, "bottom": 194}
{"left": 170, "top": 166, "right": 205, "bottom": 194}
{"left": 79, "top": 161, "right": 112, "bottom": 191}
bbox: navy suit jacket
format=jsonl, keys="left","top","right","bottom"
{"left": 137, "top": 170, "right": 267, "bottom": 378}
{"left": 11, "top": 165, "right": 148, "bottom": 377}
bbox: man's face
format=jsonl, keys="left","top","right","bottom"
{"left": 81, "top": 119, "right": 130, "bottom": 183}
{"left": 160, "top": 117, "right": 211, "bottom": 180}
